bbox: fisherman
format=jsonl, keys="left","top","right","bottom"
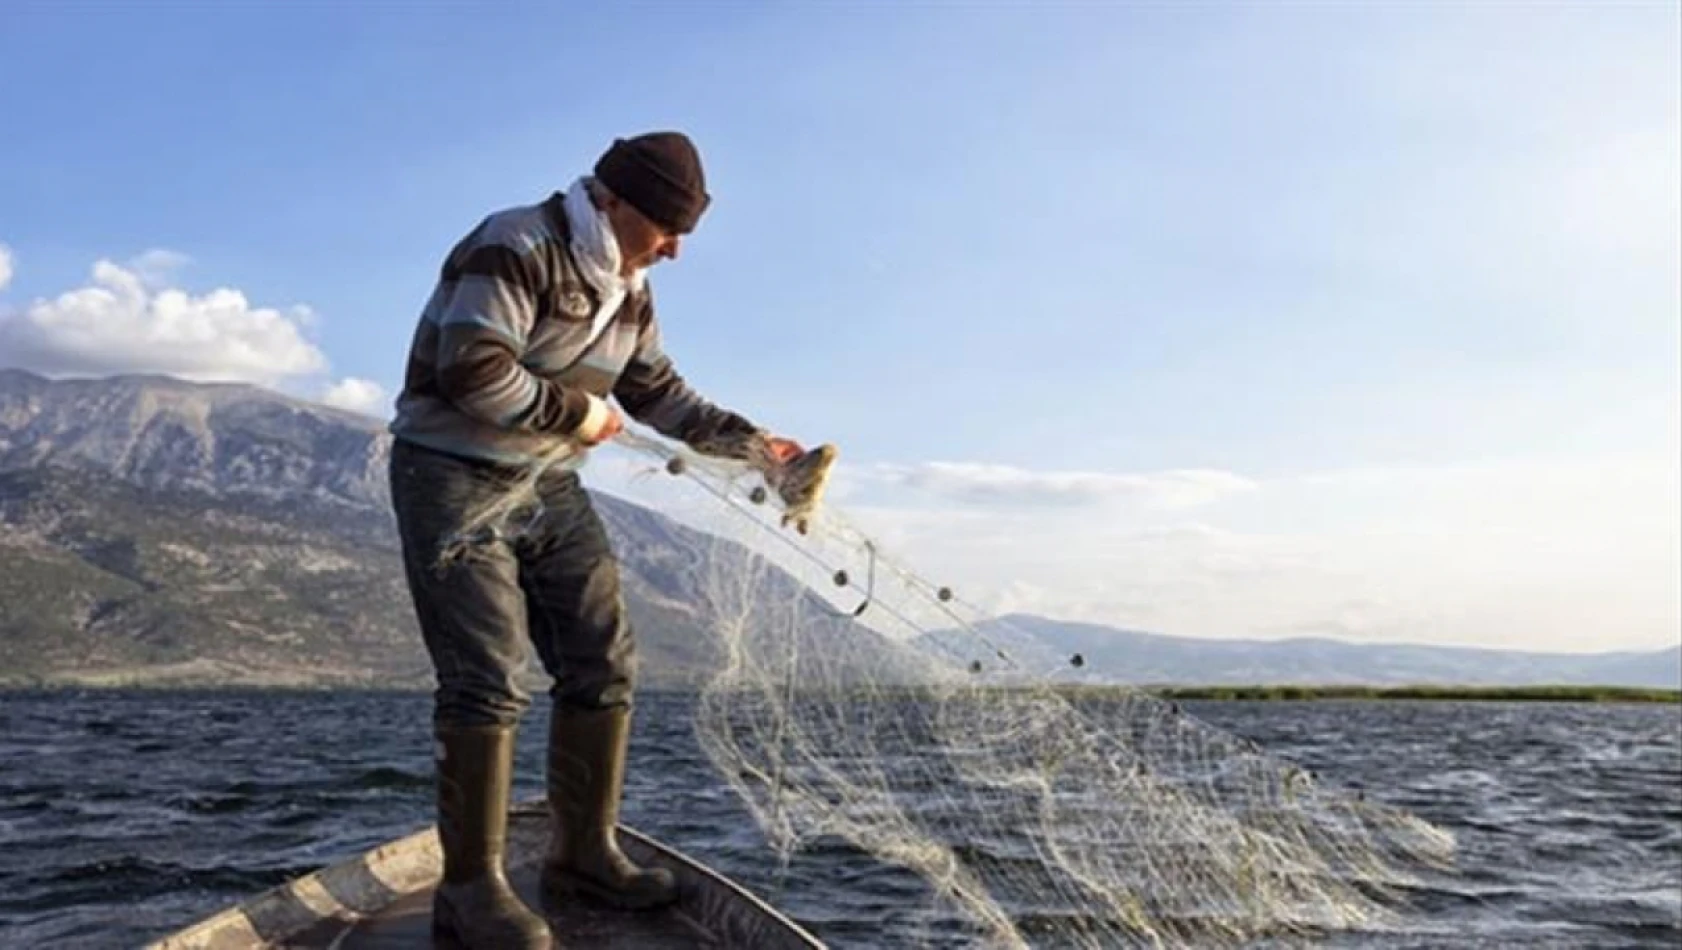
{"left": 386, "top": 131, "right": 804, "bottom": 948}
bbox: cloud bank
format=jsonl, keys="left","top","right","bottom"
{"left": 582, "top": 439, "right": 1676, "bottom": 654}
{"left": 828, "top": 455, "right": 1680, "bottom": 653}
{"left": 0, "top": 245, "right": 381, "bottom": 415}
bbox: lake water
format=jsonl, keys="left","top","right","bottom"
{"left": 1, "top": 691, "right": 1676, "bottom": 948}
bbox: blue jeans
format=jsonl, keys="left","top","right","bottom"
{"left": 388, "top": 438, "right": 635, "bottom": 727}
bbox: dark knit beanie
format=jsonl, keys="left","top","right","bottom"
{"left": 593, "top": 131, "right": 711, "bottom": 234}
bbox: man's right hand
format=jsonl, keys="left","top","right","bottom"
{"left": 577, "top": 395, "right": 626, "bottom": 446}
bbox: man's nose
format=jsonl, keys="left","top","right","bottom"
{"left": 661, "top": 237, "right": 681, "bottom": 261}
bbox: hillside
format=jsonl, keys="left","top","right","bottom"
{"left": 0, "top": 369, "right": 902, "bottom": 688}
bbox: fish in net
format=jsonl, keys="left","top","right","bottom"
{"left": 432, "top": 427, "right": 1457, "bottom": 949}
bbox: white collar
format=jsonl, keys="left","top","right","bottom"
{"left": 563, "top": 177, "right": 646, "bottom": 297}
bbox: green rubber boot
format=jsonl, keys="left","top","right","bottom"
{"left": 540, "top": 705, "right": 678, "bottom": 910}
{"left": 431, "top": 724, "right": 553, "bottom": 949}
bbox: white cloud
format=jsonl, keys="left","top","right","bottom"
{"left": 321, "top": 377, "right": 388, "bottom": 416}
{"left": 0, "top": 253, "right": 327, "bottom": 385}
{"left": 127, "top": 248, "right": 192, "bottom": 289}
{"left": 858, "top": 461, "right": 1258, "bottom": 510}
{"left": 0, "top": 244, "right": 12, "bottom": 292}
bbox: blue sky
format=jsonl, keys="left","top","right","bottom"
{"left": 2, "top": 3, "right": 1677, "bottom": 651}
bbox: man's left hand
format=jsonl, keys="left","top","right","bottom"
{"left": 765, "top": 436, "right": 803, "bottom": 466}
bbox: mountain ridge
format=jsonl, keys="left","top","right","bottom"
{"left": 924, "top": 614, "right": 1681, "bottom": 689}
{"left": 2, "top": 369, "right": 1674, "bottom": 690}
{"left": 0, "top": 369, "right": 916, "bottom": 689}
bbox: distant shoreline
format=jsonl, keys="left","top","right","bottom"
{"left": 1142, "top": 684, "right": 1682, "bottom": 704}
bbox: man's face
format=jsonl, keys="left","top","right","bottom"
{"left": 602, "top": 194, "right": 681, "bottom": 276}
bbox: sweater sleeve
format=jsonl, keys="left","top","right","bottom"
{"left": 432, "top": 238, "right": 601, "bottom": 437}
{"left": 612, "top": 289, "right": 764, "bottom": 458}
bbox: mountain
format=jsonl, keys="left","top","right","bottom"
{"left": 3, "top": 369, "right": 1674, "bottom": 691}
{"left": 922, "top": 615, "right": 1682, "bottom": 689}
{"left": 0, "top": 369, "right": 910, "bottom": 688}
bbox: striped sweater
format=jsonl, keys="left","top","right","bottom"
{"left": 389, "top": 191, "right": 761, "bottom": 468}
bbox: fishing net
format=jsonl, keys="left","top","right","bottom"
{"left": 436, "top": 427, "right": 1457, "bottom": 949}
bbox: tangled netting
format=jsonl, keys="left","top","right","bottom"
{"left": 437, "top": 429, "right": 1457, "bottom": 949}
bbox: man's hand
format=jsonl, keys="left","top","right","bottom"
{"left": 578, "top": 395, "right": 626, "bottom": 446}
{"left": 764, "top": 436, "right": 803, "bottom": 466}
{"left": 763, "top": 440, "right": 836, "bottom": 535}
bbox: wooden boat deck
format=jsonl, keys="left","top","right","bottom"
{"left": 147, "top": 801, "right": 825, "bottom": 949}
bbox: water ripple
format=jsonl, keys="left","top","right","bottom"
{"left": 0, "top": 691, "right": 1676, "bottom": 949}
